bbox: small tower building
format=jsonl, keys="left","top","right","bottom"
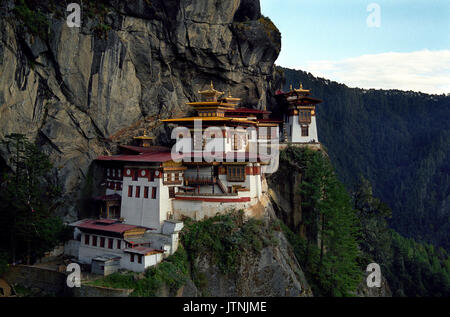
{"left": 275, "top": 83, "right": 322, "bottom": 144}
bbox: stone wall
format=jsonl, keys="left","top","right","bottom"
{"left": 73, "top": 284, "right": 133, "bottom": 297}
{"left": 2, "top": 265, "right": 69, "bottom": 296}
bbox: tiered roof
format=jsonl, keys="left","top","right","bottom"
{"left": 161, "top": 82, "right": 281, "bottom": 128}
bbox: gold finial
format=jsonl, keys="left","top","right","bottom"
{"left": 290, "top": 84, "right": 293, "bottom": 91}
{"left": 228, "top": 89, "right": 232, "bottom": 98}
{"left": 299, "top": 82, "right": 303, "bottom": 90}
{"left": 210, "top": 81, "right": 214, "bottom": 89}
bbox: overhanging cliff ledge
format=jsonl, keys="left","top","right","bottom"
{"left": 0, "top": 0, "right": 281, "bottom": 220}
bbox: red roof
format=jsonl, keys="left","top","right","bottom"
{"left": 181, "top": 151, "right": 271, "bottom": 162}
{"left": 70, "top": 219, "right": 150, "bottom": 234}
{"left": 97, "top": 151, "right": 183, "bottom": 163}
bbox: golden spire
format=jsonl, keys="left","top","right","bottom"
{"left": 198, "top": 81, "right": 224, "bottom": 102}
{"left": 290, "top": 84, "right": 293, "bottom": 91}
{"left": 198, "top": 81, "right": 224, "bottom": 95}
{"left": 294, "top": 82, "right": 310, "bottom": 93}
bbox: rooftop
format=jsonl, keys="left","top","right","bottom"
{"left": 70, "top": 219, "right": 151, "bottom": 234}
{"left": 123, "top": 247, "right": 164, "bottom": 256}
{"left": 97, "top": 151, "right": 182, "bottom": 163}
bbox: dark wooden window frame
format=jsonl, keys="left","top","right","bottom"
{"left": 227, "top": 165, "right": 245, "bottom": 182}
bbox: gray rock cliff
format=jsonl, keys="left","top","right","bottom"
{"left": 0, "top": 0, "right": 281, "bottom": 221}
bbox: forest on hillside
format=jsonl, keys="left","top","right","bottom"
{"left": 280, "top": 67, "right": 450, "bottom": 251}
{"left": 279, "top": 147, "right": 450, "bottom": 297}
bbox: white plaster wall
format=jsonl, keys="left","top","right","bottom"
{"left": 121, "top": 253, "right": 146, "bottom": 272}
{"left": 158, "top": 179, "right": 171, "bottom": 233}
{"left": 144, "top": 253, "right": 163, "bottom": 269}
{"left": 286, "top": 115, "right": 318, "bottom": 143}
{"left": 173, "top": 195, "right": 255, "bottom": 221}
{"left": 78, "top": 233, "right": 124, "bottom": 264}
{"left": 121, "top": 174, "right": 163, "bottom": 231}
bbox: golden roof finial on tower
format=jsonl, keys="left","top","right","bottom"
{"left": 294, "top": 82, "right": 310, "bottom": 94}
{"left": 198, "top": 81, "right": 224, "bottom": 102}
{"left": 290, "top": 84, "right": 293, "bottom": 91}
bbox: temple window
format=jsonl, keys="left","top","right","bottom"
{"left": 227, "top": 166, "right": 245, "bottom": 182}
{"left": 84, "top": 234, "right": 90, "bottom": 245}
{"left": 299, "top": 110, "right": 311, "bottom": 123}
{"left": 152, "top": 187, "right": 157, "bottom": 199}
{"left": 108, "top": 238, "right": 113, "bottom": 249}
{"left": 169, "top": 187, "right": 175, "bottom": 198}
{"left": 128, "top": 186, "right": 133, "bottom": 197}
{"left": 100, "top": 237, "right": 105, "bottom": 248}
{"left": 144, "top": 186, "right": 149, "bottom": 199}
{"left": 301, "top": 125, "right": 309, "bottom": 136}
{"left": 136, "top": 186, "right": 141, "bottom": 198}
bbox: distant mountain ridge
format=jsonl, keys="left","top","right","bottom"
{"left": 277, "top": 67, "right": 450, "bottom": 250}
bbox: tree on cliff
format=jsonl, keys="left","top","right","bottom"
{"left": 282, "top": 147, "right": 361, "bottom": 296}
{"left": 0, "top": 134, "right": 66, "bottom": 265}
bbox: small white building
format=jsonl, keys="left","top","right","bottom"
{"left": 68, "top": 218, "right": 182, "bottom": 273}
{"left": 275, "top": 84, "right": 322, "bottom": 144}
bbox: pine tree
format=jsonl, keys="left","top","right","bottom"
{"left": 284, "top": 147, "right": 361, "bottom": 296}
{"left": 0, "top": 134, "right": 64, "bottom": 265}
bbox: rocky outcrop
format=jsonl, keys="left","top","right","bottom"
{"left": 0, "top": 0, "right": 280, "bottom": 221}
{"left": 190, "top": 231, "right": 312, "bottom": 297}
{"left": 356, "top": 273, "right": 392, "bottom": 297}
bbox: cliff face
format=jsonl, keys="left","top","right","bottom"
{"left": 179, "top": 197, "right": 313, "bottom": 297}
{"left": 186, "top": 230, "right": 312, "bottom": 297}
{"left": 0, "top": 0, "right": 281, "bottom": 221}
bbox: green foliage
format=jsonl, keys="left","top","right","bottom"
{"left": 13, "top": 0, "right": 49, "bottom": 39}
{"left": 351, "top": 178, "right": 450, "bottom": 296}
{"left": 280, "top": 147, "right": 362, "bottom": 296}
{"left": 0, "top": 133, "right": 63, "bottom": 265}
{"left": 258, "top": 15, "right": 280, "bottom": 45}
{"left": 387, "top": 232, "right": 450, "bottom": 297}
{"left": 89, "top": 246, "right": 190, "bottom": 297}
{"left": 181, "top": 210, "right": 275, "bottom": 276}
{"left": 281, "top": 67, "right": 450, "bottom": 251}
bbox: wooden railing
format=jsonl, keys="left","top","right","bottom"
{"left": 183, "top": 176, "right": 228, "bottom": 194}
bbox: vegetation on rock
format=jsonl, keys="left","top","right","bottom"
{"left": 181, "top": 210, "right": 276, "bottom": 276}
{"left": 279, "top": 147, "right": 361, "bottom": 296}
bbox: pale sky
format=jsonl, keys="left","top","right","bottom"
{"left": 260, "top": 0, "right": 450, "bottom": 94}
